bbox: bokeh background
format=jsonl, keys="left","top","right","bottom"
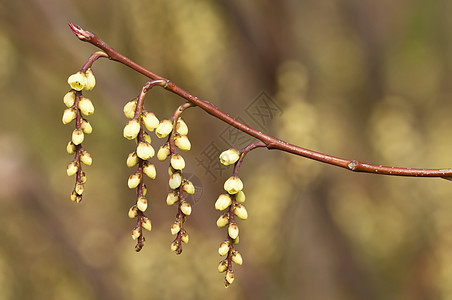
{"left": 1, "top": 0, "right": 452, "bottom": 299}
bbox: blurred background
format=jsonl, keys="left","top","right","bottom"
{"left": 1, "top": 0, "right": 452, "bottom": 299}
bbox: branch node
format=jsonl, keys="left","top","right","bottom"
{"left": 347, "top": 160, "right": 358, "bottom": 171}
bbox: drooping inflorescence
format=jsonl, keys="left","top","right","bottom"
{"left": 63, "top": 69, "right": 96, "bottom": 203}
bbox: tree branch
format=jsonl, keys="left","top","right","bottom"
{"left": 68, "top": 23, "right": 452, "bottom": 179}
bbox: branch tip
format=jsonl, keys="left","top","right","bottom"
{"left": 68, "top": 23, "right": 92, "bottom": 41}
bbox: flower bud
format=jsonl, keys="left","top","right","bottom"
{"left": 123, "top": 119, "right": 141, "bottom": 140}
{"left": 131, "top": 227, "right": 141, "bottom": 240}
{"left": 236, "top": 190, "right": 246, "bottom": 203}
{"left": 176, "top": 118, "right": 188, "bottom": 135}
{"left": 66, "top": 141, "right": 76, "bottom": 155}
{"left": 137, "top": 196, "right": 148, "bottom": 212}
{"left": 81, "top": 119, "right": 92, "bottom": 134}
{"left": 234, "top": 203, "right": 248, "bottom": 220}
{"left": 180, "top": 201, "right": 192, "bottom": 216}
{"left": 80, "top": 150, "right": 92, "bottom": 166}
{"left": 169, "top": 172, "right": 182, "bottom": 189}
{"left": 72, "top": 129, "right": 84, "bottom": 145}
{"left": 84, "top": 68, "right": 96, "bottom": 91}
{"left": 126, "top": 152, "right": 139, "bottom": 168}
{"left": 123, "top": 99, "right": 137, "bottom": 119}
{"left": 166, "top": 192, "right": 179, "bottom": 206}
{"left": 70, "top": 190, "right": 79, "bottom": 202}
{"left": 233, "top": 236, "right": 239, "bottom": 245}
{"left": 80, "top": 171, "right": 87, "bottom": 184}
{"left": 141, "top": 217, "right": 152, "bottom": 231}
{"left": 170, "top": 154, "right": 185, "bottom": 170}
{"left": 174, "top": 135, "right": 191, "bottom": 151}
{"left": 142, "top": 111, "right": 159, "bottom": 131}
{"left": 216, "top": 214, "right": 229, "bottom": 228}
{"left": 63, "top": 91, "right": 75, "bottom": 107}
{"left": 157, "top": 144, "right": 171, "bottom": 161}
{"left": 128, "top": 205, "right": 138, "bottom": 218}
{"left": 228, "top": 223, "right": 239, "bottom": 239}
{"left": 224, "top": 176, "right": 243, "bottom": 194}
{"left": 171, "top": 222, "right": 180, "bottom": 235}
{"left": 226, "top": 270, "right": 234, "bottom": 284}
{"left": 67, "top": 72, "right": 87, "bottom": 91}
{"left": 142, "top": 162, "right": 156, "bottom": 179}
{"left": 75, "top": 183, "right": 84, "bottom": 195}
{"left": 142, "top": 184, "right": 147, "bottom": 196}
{"left": 156, "top": 120, "right": 173, "bottom": 138}
{"left": 78, "top": 97, "right": 94, "bottom": 116}
{"left": 218, "top": 241, "right": 230, "bottom": 256}
{"left": 182, "top": 180, "right": 195, "bottom": 195}
{"left": 136, "top": 142, "right": 154, "bottom": 160}
{"left": 215, "top": 194, "right": 232, "bottom": 211}
{"left": 181, "top": 230, "right": 189, "bottom": 244}
{"left": 128, "top": 173, "right": 141, "bottom": 189}
{"left": 170, "top": 240, "right": 179, "bottom": 252}
{"left": 62, "top": 108, "right": 76, "bottom": 124}
{"left": 219, "top": 148, "right": 240, "bottom": 166}
{"left": 66, "top": 162, "right": 78, "bottom": 176}
{"left": 218, "top": 260, "right": 228, "bottom": 273}
{"left": 231, "top": 250, "right": 243, "bottom": 265}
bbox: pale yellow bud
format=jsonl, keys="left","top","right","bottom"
{"left": 123, "top": 119, "right": 141, "bottom": 140}
{"left": 170, "top": 241, "right": 179, "bottom": 252}
{"left": 137, "top": 196, "right": 148, "bottom": 212}
{"left": 63, "top": 91, "right": 76, "bottom": 107}
{"left": 78, "top": 97, "right": 94, "bottom": 116}
{"left": 141, "top": 217, "right": 152, "bottom": 231}
{"left": 128, "top": 205, "right": 138, "bottom": 218}
{"left": 67, "top": 162, "right": 78, "bottom": 176}
{"left": 66, "top": 141, "right": 76, "bottom": 155}
{"left": 128, "top": 173, "right": 141, "bottom": 189}
{"left": 180, "top": 201, "right": 192, "bottom": 216}
{"left": 226, "top": 270, "right": 235, "bottom": 284}
{"left": 84, "top": 68, "right": 96, "bottom": 91}
{"left": 143, "top": 162, "right": 156, "bottom": 179}
{"left": 218, "top": 241, "right": 230, "bottom": 256}
{"left": 168, "top": 166, "right": 176, "bottom": 176}
{"left": 182, "top": 180, "right": 195, "bottom": 195}
{"left": 236, "top": 190, "right": 246, "bottom": 203}
{"left": 176, "top": 118, "right": 189, "bottom": 135}
{"left": 224, "top": 176, "right": 243, "bottom": 194}
{"left": 143, "top": 132, "right": 152, "bottom": 144}
{"left": 219, "top": 148, "right": 240, "bottom": 166}
{"left": 156, "top": 120, "right": 173, "bottom": 138}
{"left": 81, "top": 119, "right": 92, "bottom": 134}
{"left": 234, "top": 203, "right": 248, "bottom": 220}
{"left": 216, "top": 214, "right": 229, "bottom": 228}
{"left": 233, "top": 236, "right": 239, "bottom": 245}
{"left": 166, "top": 192, "right": 179, "bottom": 206}
{"left": 169, "top": 172, "right": 182, "bottom": 189}
{"left": 181, "top": 230, "right": 189, "bottom": 244}
{"left": 231, "top": 250, "right": 243, "bottom": 265}
{"left": 228, "top": 223, "right": 239, "bottom": 239}
{"left": 170, "top": 154, "right": 185, "bottom": 170}
{"left": 174, "top": 135, "right": 191, "bottom": 151}
{"left": 157, "top": 144, "right": 171, "bottom": 161}
{"left": 171, "top": 222, "right": 180, "bottom": 235}
{"left": 80, "top": 150, "right": 92, "bottom": 166}
{"left": 136, "top": 142, "right": 154, "bottom": 160}
{"left": 131, "top": 227, "right": 141, "bottom": 240}
{"left": 80, "top": 171, "right": 87, "bottom": 184}
{"left": 68, "top": 72, "right": 87, "bottom": 91}
{"left": 215, "top": 194, "right": 232, "bottom": 211}
{"left": 62, "top": 108, "right": 76, "bottom": 124}
{"left": 75, "top": 183, "right": 84, "bottom": 195}
{"left": 218, "top": 260, "right": 228, "bottom": 273}
{"left": 142, "top": 184, "right": 147, "bottom": 196}
{"left": 72, "top": 129, "right": 84, "bottom": 145}
{"left": 126, "top": 152, "right": 139, "bottom": 168}
{"left": 123, "top": 100, "right": 137, "bottom": 119}
{"left": 142, "top": 111, "right": 159, "bottom": 131}
{"left": 70, "top": 190, "right": 78, "bottom": 202}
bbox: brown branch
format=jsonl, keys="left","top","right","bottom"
{"left": 68, "top": 23, "right": 452, "bottom": 179}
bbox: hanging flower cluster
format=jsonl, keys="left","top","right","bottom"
{"left": 123, "top": 96, "right": 160, "bottom": 251}
{"left": 63, "top": 69, "right": 96, "bottom": 203}
{"left": 216, "top": 148, "right": 248, "bottom": 287}
{"left": 157, "top": 115, "right": 195, "bottom": 254}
